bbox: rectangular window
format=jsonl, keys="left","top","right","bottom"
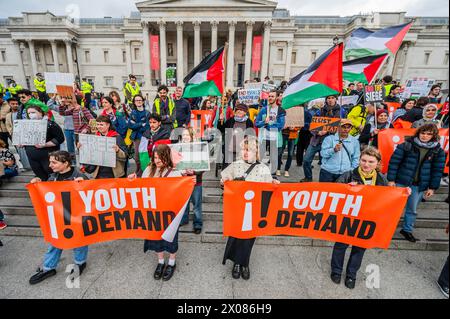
{"left": 277, "top": 48, "right": 284, "bottom": 62}
{"left": 103, "top": 50, "right": 109, "bottom": 63}
{"left": 84, "top": 51, "right": 90, "bottom": 63}
{"left": 35, "top": 50, "right": 40, "bottom": 63}
{"left": 104, "top": 76, "right": 113, "bottom": 87}
{"left": 122, "top": 50, "right": 126, "bottom": 63}
{"left": 444, "top": 52, "right": 449, "bottom": 65}
{"left": 1, "top": 50, "right": 6, "bottom": 63}
{"left": 424, "top": 52, "right": 431, "bottom": 65}
{"left": 134, "top": 47, "right": 141, "bottom": 61}
{"left": 310, "top": 51, "right": 317, "bottom": 63}
{"left": 291, "top": 51, "right": 297, "bottom": 65}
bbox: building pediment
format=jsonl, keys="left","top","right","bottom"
{"left": 136, "top": 0, "right": 278, "bottom": 10}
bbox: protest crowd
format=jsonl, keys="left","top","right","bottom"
{"left": 0, "top": 24, "right": 449, "bottom": 299}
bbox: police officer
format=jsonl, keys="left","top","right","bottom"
{"left": 123, "top": 74, "right": 141, "bottom": 106}
{"left": 81, "top": 78, "right": 94, "bottom": 109}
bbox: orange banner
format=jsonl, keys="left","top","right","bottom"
{"left": 384, "top": 102, "right": 401, "bottom": 121}
{"left": 190, "top": 110, "right": 214, "bottom": 139}
{"left": 27, "top": 177, "right": 195, "bottom": 249}
{"left": 378, "top": 128, "right": 449, "bottom": 174}
{"left": 310, "top": 117, "right": 341, "bottom": 133}
{"left": 223, "top": 181, "right": 409, "bottom": 249}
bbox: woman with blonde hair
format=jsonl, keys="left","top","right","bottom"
{"left": 221, "top": 135, "right": 279, "bottom": 280}
{"left": 330, "top": 146, "right": 388, "bottom": 289}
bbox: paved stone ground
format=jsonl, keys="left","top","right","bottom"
{"left": 0, "top": 236, "right": 447, "bottom": 299}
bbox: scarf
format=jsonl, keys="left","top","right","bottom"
{"left": 234, "top": 115, "right": 249, "bottom": 123}
{"left": 358, "top": 167, "right": 377, "bottom": 185}
{"left": 413, "top": 137, "right": 439, "bottom": 149}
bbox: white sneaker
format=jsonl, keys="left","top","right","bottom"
{"left": 276, "top": 170, "right": 281, "bottom": 176}
{"left": 284, "top": 171, "right": 290, "bottom": 177}
{"left": 441, "top": 177, "right": 449, "bottom": 186}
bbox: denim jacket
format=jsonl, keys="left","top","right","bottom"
{"left": 320, "top": 133, "right": 360, "bottom": 175}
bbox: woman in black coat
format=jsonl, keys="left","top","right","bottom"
{"left": 359, "top": 109, "right": 391, "bottom": 148}
{"left": 24, "top": 105, "right": 65, "bottom": 181}
{"left": 330, "top": 147, "right": 388, "bottom": 289}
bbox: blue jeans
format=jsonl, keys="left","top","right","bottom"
{"left": 64, "top": 129, "right": 75, "bottom": 154}
{"left": 319, "top": 169, "right": 342, "bottom": 183}
{"left": 278, "top": 136, "right": 295, "bottom": 171}
{"left": 181, "top": 185, "right": 203, "bottom": 229}
{"left": 398, "top": 184, "right": 424, "bottom": 233}
{"left": 43, "top": 244, "right": 89, "bottom": 271}
{"left": 303, "top": 144, "right": 322, "bottom": 180}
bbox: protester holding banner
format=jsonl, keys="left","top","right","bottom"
{"left": 359, "top": 109, "right": 391, "bottom": 148}
{"left": 79, "top": 116, "right": 128, "bottom": 179}
{"left": 392, "top": 99, "right": 416, "bottom": 123}
{"left": 319, "top": 119, "right": 360, "bottom": 182}
{"left": 141, "top": 113, "right": 171, "bottom": 165}
{"left": 301, "top": 96, "right": 341, "bottom": 182}
{"left": 28, "top": 151, "right": 89, "bottom": 285}
{"left": 179, "top": 128, "right": 204, "bottom": 234}
{"left": 17, "top": 89, "right": 51, "bottom": 120}
{"left": 412, "top": 104, "right": 440, "bottom": 129}
{"left": 330, "top": 146, "right": 389, "bottom": 289}
{"left": 221, "top": 136, "right": 279, "bottom": 280}
{"left": 58, "top": 95, "right": 95, "bottom": 136}
{"left": 128, "top": 94, "right": 150, "bottom": 175}
{"left": 25, "top": 105, "right": 65, "bottom": 181}
{"left": 135, "top": 144, "right": 183, "bottom": 281}
{"left": 218, "top": 104, "right": 254, "bottom": 168}
{"left": 387, "top": 124, "right": 446, "bottom": 242}
{"left": 428, "top": 84, "right": 442, "bottom": 104}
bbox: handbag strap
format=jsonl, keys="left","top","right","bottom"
{"left": 340, "top": 141, "right": 352, "bottom": 163}
{"left": 241, "top": 161, "right": 260, "bottom": 180}
{"left": 163, "top": 168, "right": 173, "bottom": 178}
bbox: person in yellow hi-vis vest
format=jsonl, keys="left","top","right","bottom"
{"left": 8, "top": 80, "right": 23, "bottom": 97}
{"left": 153, "top": 85, "right": 177, "bottom": 132}
{"left": 0, "top": 82, "right": 5, "bottom": 95}
{"left": 81, "top": 78, "right": 94, "bottom": 109}
{"left": 123, "top": 74, "right": 141, "bottom": 105}
{"left": 382, "top": 75, "right": 394, "bottom": 98}
{"left": 33, "top": 73, "right": 48, "bottom": 103}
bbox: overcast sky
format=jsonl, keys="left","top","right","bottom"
{"left": 0, "top": 0, "right": 448, "bottom": 18}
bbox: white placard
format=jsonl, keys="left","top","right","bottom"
{"left": 402, "top": 78, "right": 435, "bottom": 99}
{"left": 12, "top": 119, "right": 47, "bottom": 146}
{"left": 308, "top": 95, "right": 359, "bottom": 108}
{"left": 44, "top": 72, "right": 75, "bottom": 94}
{"left": 78, "top": 134, "right": 116, "bottom": 168}
{"left": 169, "top": 142, "right": 210, "bottom": 172}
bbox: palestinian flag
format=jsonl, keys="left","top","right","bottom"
{"left": 345, "top": 22, "right": 413, "bottom": 60}
{"left": 282, "top": 43, "right": 343, "bottom": 110}
{"left": 138, "top": 137, "right": 151, "bottom": 170}
{"left": 183, "top": 46, "right": 225, "bottom": 98}
{"left": 343, "top": 54, "right": 388, "bottom": 84}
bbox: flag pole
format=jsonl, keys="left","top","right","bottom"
{"left": 221, "top": 43, "right": 229, "bottom": 126}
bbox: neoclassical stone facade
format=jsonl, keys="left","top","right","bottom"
{"left": 0, "top": 0, "right": 448, "bottom": 94}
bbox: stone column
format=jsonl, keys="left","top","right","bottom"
{"left": 244, "top": 21, "right": 254, "bottom": 82}
{"left": 268, "top": 40, "right": 277, "bottom": 79}
{"left": 49, "top": 39, "right": 60, "bottom": 72}
{"left": 176, "top": 21, "right": 184, "bottom": 86}
{"left": 158, "top": 20, "right": 167, "bottom": 85}
{"left": 194, "top": 21, "right": 201, "bottom": 66}
{"left": 284, "top": 40, "right": 293, "bottom": 80}
{"left": 211, "top": 20, "right": 218, "bottom": 52}
{"left": 400, "top": 43, "right": 413, "bottom": 83}
{"left": 227, "top": 20, "right": 236, "bottom": 88}
{"left": 261, "top": 20, "right": 272, "bottom": 79}
{"left": 27, "top": 40, "right": 38, "bottom": 80}
{"left": 124, "top": 40, "right": 132, "bottom": 75}
{"left": 64, "top": 39, "right": 75, "bottom": 74}
{"left": 12, "top": 40, "right": 27, "bottom": 87}
{"left": 141, "top": 21, "right": 152, "bottom": 89}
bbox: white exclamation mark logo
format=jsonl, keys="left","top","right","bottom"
{"left": 45, "top": 192, "right": 59, "bottom": 239}
{"left": 242, "top": 191, "right": 255, "bottom": 231}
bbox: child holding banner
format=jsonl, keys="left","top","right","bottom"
{"left": 129, "top": 144, "right": 182, "bottom": 281}
{"left": 387, "top": 124, "right": 446, "bottom": 242}
{"left": 221, "top": 136, "right": 279, "bottom": 280}
{"left": 29, "top": 151, "right": 89, "bottom": 285}
{"left": 330, "top": 147, "right": 389, "bottom": 289}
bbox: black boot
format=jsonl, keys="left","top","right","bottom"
{"left": 29, "top": 268, "right": 56, "bottom": 285}
{"left": 241, "top": 266, "right": 250, "bottom": 280}
{"left": 154, "top": 263, "right": 165, "bottom": 280}
{"left": 232, "top": 264, "right": 241, "bottom": 279}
